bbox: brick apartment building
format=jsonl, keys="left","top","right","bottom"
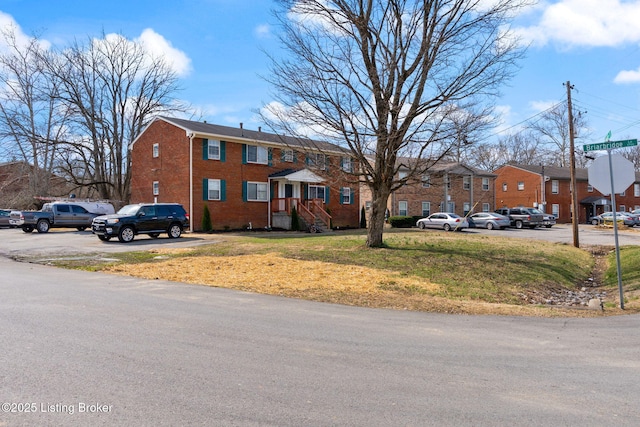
{"left": 493, "top": 163, "right": 640, "bottom": 223}
{"left": 130, "top": 117, "right": 360, "bottom": 232}
{"left": 360, "top": 161, "right": 497, "bottom": 219}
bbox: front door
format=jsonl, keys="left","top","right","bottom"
{"left": 285, "top": 183, "right": 293, "bottom": 198}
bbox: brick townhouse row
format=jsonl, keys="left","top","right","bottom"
{"left": 493, "top": 164, "right": 640, "bottom": 223}
{"left": 360, "top": 161, "right": 497, "bottom": 219}
{"left": 130, "top": 117, "right": 361, "bottom": 232}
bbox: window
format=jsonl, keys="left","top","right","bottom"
{"left": 207, "top": 179, "right": 221, "bottom": 200}
{"left": 552, "top": 204, "right": 559, "bottom": 217}
{"left": 620, "top": 205, "right": 626, "bottom": 212}
{"left": 551, "top": 180, "right": 559, "bottom": 194}
{"left": 482, "top": 203, "right": 490, "bottom": 212}
{"left": 308, "top": 185, "right": 325, "bottom": 200}
{"left": 247, "top": 182, "right": 268, "bottom": 201}
{"left": 422, "top": 202, "right": 431, "bottom": 217}
{"left": 71, "top": 205, "right": 89, "bottom": 214}
{"left": 482, "top": 178, "right": 489, "bottom": 191}
{"left": 588, "top": 184, "right": 594, "bottom": 193}
{"left": 152, "top": 181, "right": 159, "bottom": 196}
{"left": 152, "top": 143, "right": 159, "bottom": 158}
{"left": 635, "top": 184, "right": 640, "bottom": 197}
{"left": 208, "top": 140, "right": 220, "bottom": 160}
{"left": 422, "top": 174, "right": 430, "bottom": 188}
{"left": 247, "top": 145, "right": 268, "bottom": 164}
{"left": 365, "top": 201, "right": 371, "bottom": 211}
{"left": 517, "top": 181, "right": 525, "bottom": 191}
{"left": 283, "top": 149, "right": 294, "bottom": 162}
{"left": 341, "top": 187, "right": 352, "bottom": 204}
{"left": 341, "top": 157, "right": 353, "bottom": 172}
{"left": 502, "top": 183, "right": 507, "bottom": 192}
{"left": 398, "top": 201, "right": 408, "bottom": 216}
{"left": 463, "top": 202, "right": 471, "bottom": 215}
{"left": 308, "top": 153, "right": 326, "bottom": 169}
{"left": 463, "top": 176, "right": 471, "bottom": 190}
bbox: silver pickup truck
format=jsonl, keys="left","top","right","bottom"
{"left": 10, "top": 201, "right": 114, "bottom": 233}
{"left": 494, "top": 207, "right": 545, "bottom": 229}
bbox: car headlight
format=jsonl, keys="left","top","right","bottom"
{"left": 106, "top": 218, "right": 120, "bottom": 225}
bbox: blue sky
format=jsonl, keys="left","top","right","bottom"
{"left": 2, "top": 0, "right": 640, "bottom": 148}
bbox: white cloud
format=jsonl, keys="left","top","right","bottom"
{"left": 134, "top": 29, "right": 191, "bottom": 77}
{"left": 613, "top": 68, "right": 640, "bottom": 84}
{"left": 254, "top": 24, "right": 271, "bottom": 39}
{"left": 529, "top": 100, "right": 559, "bottom": 112}
{"left": 0, "top": 11, "right": 50, "bottom": 53}
{"left": 514, "top": 0, "right": 640, "bottom": 48}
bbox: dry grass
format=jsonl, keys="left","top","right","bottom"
{"left": 96, "top": 231, "right": 640, "bottom": 317}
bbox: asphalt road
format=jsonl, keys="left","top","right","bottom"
{"left": 1, "top": 232, "right": 640, "bottom": 426}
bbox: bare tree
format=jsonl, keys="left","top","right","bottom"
{"left": 41, "top": 33, "right": 184, "bottom": 203}
{"left": 526, "top": 102, "right": 589, "bottom": 167}
{"left": 0, "top": 28, "right": 71, "bottom": 207}
{"left": 263, "top": 0, "right": 530, "bottom": 247}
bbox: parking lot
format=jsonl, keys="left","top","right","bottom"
{"left": 1, "top": 223, "right": 640, "bottom": 262}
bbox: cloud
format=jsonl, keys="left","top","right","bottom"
{"left": 613, "top": 68, "right": 640, "bottom": 84}
{"left": 254, "top": 24, "right": 271, "bottom": 39}
{"left": 134, "top": 28, "right": 192, "bottom": 77}
{"left": 529, "top": 100, "right": 559, "bottom": 112}
{"left": 514, "top": 0, "right": 640, "bottom": 48}
{"left": 0, "top": 11, "right": 50, "bottom": 53}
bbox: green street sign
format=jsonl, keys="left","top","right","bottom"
{"left": 583, "top": 139, "right": 638, "bottom": 152}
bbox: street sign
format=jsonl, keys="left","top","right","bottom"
{"left": 588, "top": 153, "right": 635, "bottom": 195}
{"left": 583, "top": 139, "right": 637, "bottom": 152}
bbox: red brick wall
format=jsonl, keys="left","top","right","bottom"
{"left": 494, "top": 165, "right": 544, "bottom": 209}
{"left": 131, "top": 119, "right": 360, "bottom": 231}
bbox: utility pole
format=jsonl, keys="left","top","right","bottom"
{"left": 565, "top": 81, "right": 579, "bottom": 248}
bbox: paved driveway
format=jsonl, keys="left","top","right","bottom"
{"left": 0, "top": 224, "right": 637, "bottom": 261}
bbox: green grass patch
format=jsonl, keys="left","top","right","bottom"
{"left": 604, "top": 246, "right": 640, "bottom": 291}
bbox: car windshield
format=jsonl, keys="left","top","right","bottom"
{"left": 117, "top": 204, "right": 142, "bottom": 215}
{"left": 527, "top": 208, "right": 543, "bottom": 214}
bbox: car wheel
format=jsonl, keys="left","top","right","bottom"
{"left": 149, "top": 233, "right": 160, "bottom": 239}
{"left": 118, "top": 226, "right": 135, "bottom": 243}
{"left": 168, "top": 223, "right": 182, "bottom": 239}
{"left": 591, "top": 219, "right": 599, "bottom": 225}
{"left": 98, "top": 235, "right": 111, "bottom": 241}
{"left": 77, "top": 227, "right": 86, "bottom": 231}
{"left": 545, "top": 225, "right": 552, "bottom": 228}
{"left": 36, "top": 219, "right": 50, "bottom": 233}
{"left": 515, "top": 220, "right": 523, "bottom": 229}
{"left": 443, "top": 223, "right": 451, "bottom": 231}
{"left": 22, "top": 225, "right": 34, "bottom": 233}
{"left": 418, "top": 222, "right": 426, "bottom": 229}
{"left": 486, "top": 222, "right": 495, "bottom": 230}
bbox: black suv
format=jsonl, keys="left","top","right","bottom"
{"left": 92, "top": 203, "right": 189, "bottom": 242}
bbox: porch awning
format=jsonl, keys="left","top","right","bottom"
{"left": 580, "top": 195, "right": 610, "bottom": 205}
{"left": 269, "top": 168, "right": 324, "bottom": 183}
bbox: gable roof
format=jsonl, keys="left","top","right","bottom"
{"left": 501, "top": 163, "right": 640, "bottom": 181}
{"left": 133, "top": 116, "right": 348, "bottom": 155}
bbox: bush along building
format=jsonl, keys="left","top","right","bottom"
{"left": 493, "top": 163, "right": 640, "bottom": 223}
{"left": 360, "top": 160, "right": 497, "bottom": 220}
{"left": 130, "top": 117, "right": 360, "bottom": 232}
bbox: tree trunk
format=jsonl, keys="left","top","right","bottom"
{"left": 366, "top": 186, "right": 390, "bottom": 248}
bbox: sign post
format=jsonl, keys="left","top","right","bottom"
{"left": 585, "top": 137, "right": 637, "bottom": 309}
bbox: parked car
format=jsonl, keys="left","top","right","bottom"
{"left": 91, "top": 203, "right": 189, "bottom": 242}
{"left": 625, "top": 210, "right": 640, "bottom": 226}
{"left": 467, "top": 212, "right": 511, "bottom": 230}
{"left": 590, "top": 212, "right": 635, "bottom": 227}
{"left": 494, "top": 207, "right": 545, "bottom": 229}
{"left": 416, "top": 213, "right": 469, "bottom": 231}
{"left": 10, "top": 201, "right": 115, "bottom": 233}
{"left": 0, "top": 209, "right": 15, "bottom": 228}
{"left": 542, "top": 213, "right": 557, "bottom": 228}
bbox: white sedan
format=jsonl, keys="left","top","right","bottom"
{"left": 416, "top": 213, "right": 469, "bottom": 231}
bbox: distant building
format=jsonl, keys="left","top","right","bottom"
{"left": 493, "top": 163, "right": 640, "bottom": 223}
{"left": 360, "top": 160, "right": 497, "bottom": 219}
